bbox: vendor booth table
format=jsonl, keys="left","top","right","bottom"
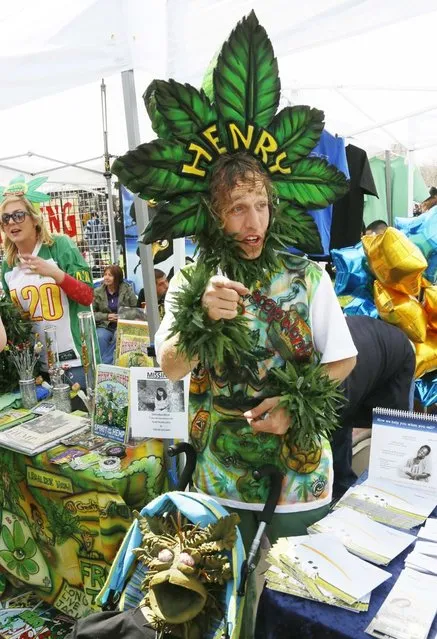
{"left": 255, "top": 509, "right": 437, "bottom": 639}
{"left": 0, "top": 438, "right": 166, "bottom": 618}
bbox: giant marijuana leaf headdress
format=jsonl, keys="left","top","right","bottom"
{"left": 112, "top": 11, "right": 348, "bottom": 253}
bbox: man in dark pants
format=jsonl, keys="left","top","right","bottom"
{"left": 332, "top": 316, "right": 416, "bottom": 499}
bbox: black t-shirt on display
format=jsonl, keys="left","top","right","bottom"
{"left": 330, "top": 144, "right": 378, "bottom": 250}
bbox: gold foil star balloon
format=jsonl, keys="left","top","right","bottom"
{"left": 362, "top": 227, "right": 427, "bottom": 297}
{"left": 423, "top": 282, "right": 437, "bottom": 331}
{"left": 415, "top": 332, "right": 437, "bottom": 378}
{"left": 373, "top": 280, "right": 427, "bottom": 343}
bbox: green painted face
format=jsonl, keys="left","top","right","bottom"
{"left": 211, "top": 419, "right": 280, "bottom": 468}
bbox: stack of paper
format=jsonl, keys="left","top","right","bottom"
{"left": 366, "top": 568, "right": 437, "bottom": 639}
{"left": 266, "top": 533, "right": 390, "bottom": 612}
{"left": 308, "top": 507, "right": 415, "bottom": 565}
{"left": 417, "top": 518, "right": 437, "bottom": 542}
{"left": 335, "top": 478, "right": 436, "bottom": 530}
{"left": 405, "top": 533, "right": 437, "bottom": 575}
{"left": 0, "top": 410, "right": 89, "bottom": 455}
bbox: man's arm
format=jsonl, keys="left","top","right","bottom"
{"left": 323, "top": 356, "right": 357, "bottom": 383}
{"left": 159, "top": 334, "right": 198, "bottom": 381}
{"left": 0, "top": 317, "right": 6, "bottom": 352}
{"left": 156, "top": 274, "right": 248, "bottom": 381}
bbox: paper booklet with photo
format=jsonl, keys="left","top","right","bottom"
{"left": 369, "top": 407, "right": 437, "bottom": 499}
{"left": 92, "top": 364, "right": 130, "bottom": 443}
{"left": 114, "top": 319, "right": 151, "bottom": 367}
{"left": 266, "top": 533, "right": 390, "bottom": 612}
{"left": 335, "top": 478, "right": 436, "bottom": 530}
{"left": 365, "top": 568, "right": 437, "bottom": 639}
{"left": 0, "top": 410, "right": 89, "bottom": 456}
{"left": 308, "top": 506, "right": 415, "bottom": 565}
{"left": 129, "top": 367, "right": 189, "bottom": 440}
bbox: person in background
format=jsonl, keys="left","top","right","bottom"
{"left": 93, "top": 264, "right": 137, "bottom": 364}
{"left": 331, "top": 315, "right": 416, "bottom": 499}
{"left": 85, "top": 211, "right": 104, "bottom": 274}
{"left": 137, "top": 268, "right": 169, "bottom": 319}
{"left": 0, "top": 195, "right": 98, "bottom": 389}
{"left": 418, "top": 187, "right": 437, "bottom": 215}
{"left": 365, "top": 219, "right": 388, "bottom": 235}
{"left": 0, "top": 316, "right": 6, "bottom": 351}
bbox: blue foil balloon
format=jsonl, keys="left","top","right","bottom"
{"left": 415, "top": 374, "right": 437, "bottom": 407}
{"left": 343, "top": 285, "right": 378, "bottom": 318}
{"left": 331, "top": 242, "right": 372, "bottom": 295}
{"left": 395, "top": 209, "right": 437, "bottom": 282}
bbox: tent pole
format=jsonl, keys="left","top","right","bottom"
{"left": 100, "top": 79, "right": 117, "bottom": 264}
{"left": 384, "top": 150, "right": 392, "bottom": 226}
{"left": 120, "top": 69, "right": 160, "bottom": 343}
{"left": 407, "top": 150, "right": 415, "bottom": 218}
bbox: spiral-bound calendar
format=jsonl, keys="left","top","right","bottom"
{"left": 369, "top": 407, "right": 437, "bottom": 497}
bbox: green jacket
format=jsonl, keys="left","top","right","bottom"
{"left": 93, "top": 281, "right": 137, "bottom": 328}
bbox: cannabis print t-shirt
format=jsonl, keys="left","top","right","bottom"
{"left": 2, "top": 235, "right": 95, "bottom": 370}
{"left": 155, "top": 255, "right": 357, "bottom": 514}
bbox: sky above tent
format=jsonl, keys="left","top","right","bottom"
{"left": 1, "top": 0, "right": 437, "bottom": 187}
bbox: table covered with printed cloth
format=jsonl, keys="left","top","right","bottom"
{"left": 0, "top": 438, "right": 166, "bottom": 619}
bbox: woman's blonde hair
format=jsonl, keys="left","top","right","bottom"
{"left": 0, "top": 196, "right": 53, "bottom": 266}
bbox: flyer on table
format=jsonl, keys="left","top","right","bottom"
{"left": 129, "top": 367, "right": 189, "bottom": 440}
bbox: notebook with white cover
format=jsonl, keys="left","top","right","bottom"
{"left": 369, "top": 407, "right": 437, "bottom": 498}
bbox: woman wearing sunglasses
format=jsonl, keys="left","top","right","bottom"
{"left": 0, "top": 193, "right": 100, "bottom": 389}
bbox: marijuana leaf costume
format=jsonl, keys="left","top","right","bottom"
{"left": 112, "top": 13, "right": 357, "bottom": 514}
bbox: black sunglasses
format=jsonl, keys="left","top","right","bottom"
{"left": 1, "top": 210, "right": 29, "bottom": 226}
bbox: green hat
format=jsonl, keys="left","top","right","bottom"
{"left": 0, "top": 175, "right": 51, "bottom": 204}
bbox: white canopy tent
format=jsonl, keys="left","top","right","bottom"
{"left": 2, "top": 0, "right": 437, "bottom": 334}
{"left": 2, "top": 0, "right": 437, "bottom": 165}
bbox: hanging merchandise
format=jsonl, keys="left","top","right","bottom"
{"left": 307, "top": 130, "right": 350, "bottom": 256}
{"left": 364, "top": 156, "right": 429, "bottom": 226}
{"left": 330, "top": 145, "right": 378, "bottom": 250}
